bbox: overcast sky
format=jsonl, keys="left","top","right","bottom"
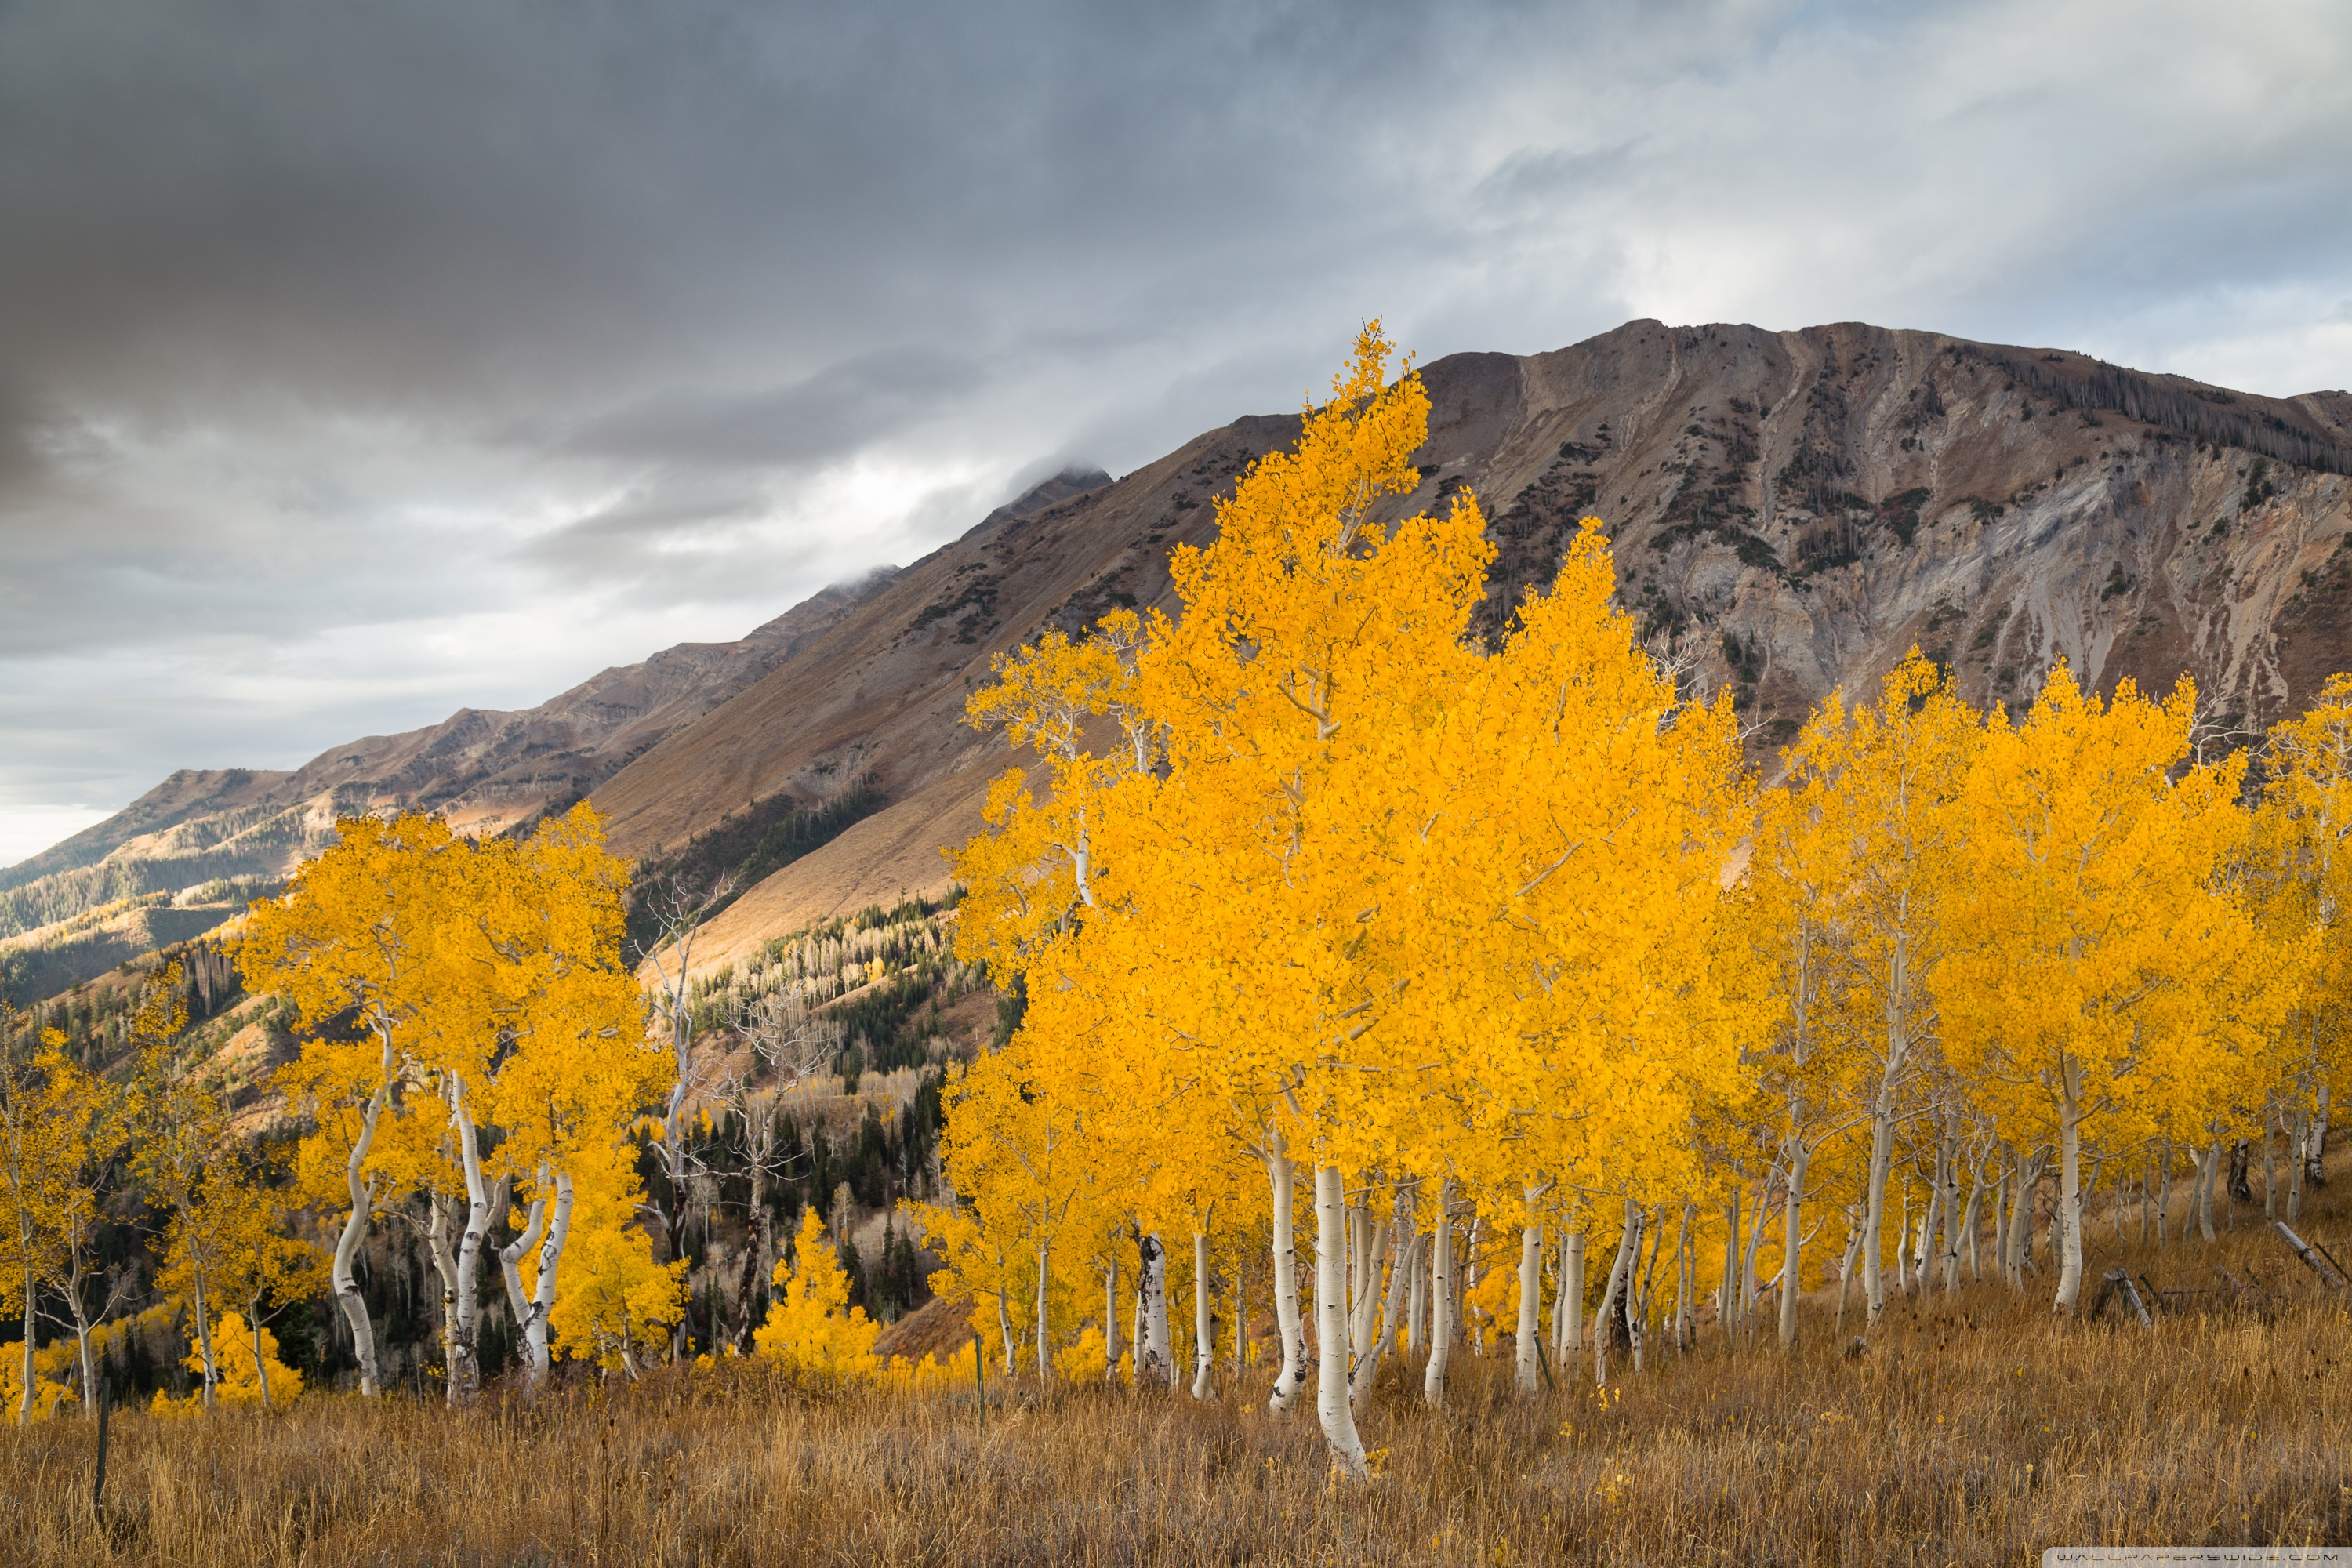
{"left": 2, "top": 0, "right": 2347, "bottom": 866}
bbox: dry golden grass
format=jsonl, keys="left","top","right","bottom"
{"left": 12, "top": 1223, "right": 2352, "bottom": 1566}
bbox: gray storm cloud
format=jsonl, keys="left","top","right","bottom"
{"left": 0, "top": 0, "right": 2347, "bottom": 862}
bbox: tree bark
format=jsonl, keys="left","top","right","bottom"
{"left": 1594, "top": 1203, "right": 1639, "bottom": 1386}
{"left": 1190, "top": 1230, "right": 1214, "bottom": 1399}
{"left": 1512, "top": 1216, "right": 1544, "bottom": 1395}
{"left": 1136, "top": 1232, "right": 1172, "bottom": 1389}
{"left": 1555, "top": 1229, "right": 1584, "bottom": 1363}
{"left": 1265, "top": 1140, "right": 1306, "bottom": 1414}
{"left": 1103, "top": 1259, "right": 1120, "bottom": 1383}
{"left": 1311, "top": 1165, "right": 1368, "bottom": 1478}
{"left": 522, "top": 1171, "right": 574, "bottom": 1396}
{"left": 333, "top": 1063, "right": 395, "bottom": 1397}
{"left": 1422, "top": 1178, "right": 1455, "bottom": 1408}
{"left": 1780, "top": 1143, "right": 1809, "bottom": 1350}
{"left": 1035, "top": 1239, "right": 1052, "bottom": 1383}
{"left": 2053, "top": 1062, "right": 2085, "bottom": 1313}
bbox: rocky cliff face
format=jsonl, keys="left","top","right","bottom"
{"left": 14, "top": 321, "right": 2352, "bottom": 996}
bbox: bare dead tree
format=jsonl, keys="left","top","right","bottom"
{"left": 633, "top": 871, "right": 737, "bottom": 1359}
{"left": 712, "top": 989, "right": 845, "bottom": 1351}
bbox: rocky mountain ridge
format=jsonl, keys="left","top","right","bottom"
{"left": 10, "top": 320, "right": 2352, "bottom": 998}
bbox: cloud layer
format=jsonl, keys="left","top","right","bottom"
{"left": 2, "top": 0, "right": 2348, "bottom": 863}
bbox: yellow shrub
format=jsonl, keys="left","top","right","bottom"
{"left": 753, "top": 1208, "right": 880, "bottom": 1378}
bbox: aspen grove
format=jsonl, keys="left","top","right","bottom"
{"left": 3, "top": 327, "right": 2350, "bottom": 1486}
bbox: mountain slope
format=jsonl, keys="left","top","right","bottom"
{"left": 594, "top": 321, "right": 2352, "bottom": 978}
{"left": 16, "top": 320, "right": 2352, "bottom": 999}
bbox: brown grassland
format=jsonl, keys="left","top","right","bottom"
{"left": 9, "top": 1204, "right": 2352, "bottom": 1567}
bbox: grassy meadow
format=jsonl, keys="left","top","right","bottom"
{"left": 9, "top": 1205, "right": 2352, "bottom": 1568}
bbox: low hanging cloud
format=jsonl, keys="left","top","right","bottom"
{"left": 0, "top": 0, "right": 2347, "bottom": 862}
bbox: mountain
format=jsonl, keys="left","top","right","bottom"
{"left": 13, "top": 321, "right": 2352, "bottom": 999}
{"left": 586, "top": 321, "right": 2352, "bottom": 978}
{"left": 0, "top": 569, "right": 898, "bottom": 978}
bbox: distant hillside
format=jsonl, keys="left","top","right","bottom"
{"left": 14, "top": 320, "right": 2352, "bottom": 1003}
{"left": 0, "top": 569, "right": 898, "bottom": 994}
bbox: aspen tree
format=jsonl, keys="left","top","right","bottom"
{"left": 1944, "top": 666, "right": 2284, "bottom": 1312}
{"left": 2252, "top": 674, "right": 2352, "bottom": 1218}
{"left": 0, "top": 1016, "right": 61, "bottom": 1425}
{"left": 1784, "top": 653, "right": 1979, "bottom": 1330}
{"left": 251, "top": 814, "right": 473, "bottom": 1396}
{"left": 27, "top": 1041, "right": 129, "bottom": 1411}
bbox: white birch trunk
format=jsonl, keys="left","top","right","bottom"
{"left": 1190, "top": 1230, "right": 1214, "bottom": 1399}
{"left": 2156, "top": 1144, "right": 2172, "bottom": 1247}
{"left": 1035, "top": 1240, "right": 1052, "bottom": 1383}
{"left": 1351, "top": 1221, "right": 1409, "bottom": 1404}
{"left": 1103, "top": 1260, "right": 1120, "bottom": 1383}
{"left": 1594, "top": 1204, "right": 1639, "bottom": 1386}
{"left": 444, "top": 1073, "right": 495, "bottom": 1403}
{"left": 1779, "top": 1144, "right": 1808, "bottom": 1350}
{"left": 1512, "top": 1217, "right": 1543, "bottom": 1395}
{"left": 2054, "top": 1064, "right": 2085, "bottom": 1312}
{"left": 191, "top": 1263, "right": 217, "bottom": 1410}
{"left": 1265, "top": 1141, "right": 1307, "bottom": 1414}
{"left": 16, "top": 1274, "right": 34, "bottom": 1424}
{"left": 1310, "top": 1165, "right": 1367, "bottom": 1478}
{"left": 1422, "top": 1178, "right": 1455, "bottom": 1408}
{"left": 1861, "top": 1080, "right": 1898, "bottom": 1328}
{"left": 522, "top": 1171, "right": 574, "bottom": 1394}
{"left": 1555, "top": 1229, "right": 1584, "bottom": 1362}
{"left": 1406, "top": 1231, "right": 1426, "bottom": 1361}
{"left": 1137, "top": 1232, "right": 1172, "bottom": 1389}
{"left": 499, "top": 1192, "right": 547, "bottom": 1341}
{"left": 333, "top": 1060, "right": 395, "bottom": 1397}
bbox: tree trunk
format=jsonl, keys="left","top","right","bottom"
{"left": 2156, "top": 1145, "right": 2172, "bottom": 1247}
{"left": 2053, "top": 1065, "right": 2085, "bottom": 1313}
{"left": 1136, "top": 1232, "right": 1172, "bottom": 1388}
{"left": 191, "top": 1264, "right": 217, "bottom": 1410}
{"left": 499, "top": 1192, "right": 547, "bottom": 1345}
{"left": 1595, "top": 1203, "right": 1639, "bottom": 1387}
{"left": 1422, "top": 1179, "right": 1455, "bottom": 1409}
{"left": 1780, "top": 1143, "right": 1809, "bottom": 1350}
{"left": 1740, "top": 1177, "right": 1770, "bottom": 1334}
{"left": 250, "top": 1296, "right": 272, "bottom": 1410}
{"left": 1265, "top": 1140, "right": 1306, "bottom": 1414}
{"left": 1103, "top": 1260, "right": 1120, "bottom": 1383}
{"left": 2288, "top": 1109, "right": 2309, "bottom": 1223}
{"left": 1512, "top": 1214, "right": 1544, "bottom": 1396}
{"left": 1721, "top": 1192, "right": 1738, "bottom": 1338}
{"left": 2196, "top": 1141, "right": 2220, "bottom": 1243}
{"left": 1190, "top": 1230, "right": 1214, "bottom": 1399}
{"left": 1862, "top": 1079, "right": 1897, "bottom": 1327}
{"left": 16, "top": 1271, "right": 34, "bottom": 1425}
{"left": 1347, "top": 1204, "right": 1388, "bottom": 1371}
{"left": 1231, "top": 1250, "right": 1246, "bottom": 1377}
{"left": 1555, "top": 1229, "right": 1584, "bottom": 1363}
{"left": 334, "top": 1069, "right": 395, "bottom": 1397}
{"left": 1312, "top": 1165, "right": 1369, "bottom": 1477}
{"left": 1835, "top": 1225, "right": 1862, "bottom": 1336}
{"left": 1035, "top": 1239, "right": 1052, "bottom": 1383}
{"left": 1406, "top": 1229, "right": 1427, "bottom": 1361}
{"left": 1352, "top": 1187, "right": 1412, "bottom": 1405}
{"left": 443, "top": 1074, "right": 495, "bottom": 1403}
{"left": 2310, "top": 1085, "right": 2332, "bottom": 1188}
{"left": 522, "top": 1171, "right": 574, "bottom": 1395}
